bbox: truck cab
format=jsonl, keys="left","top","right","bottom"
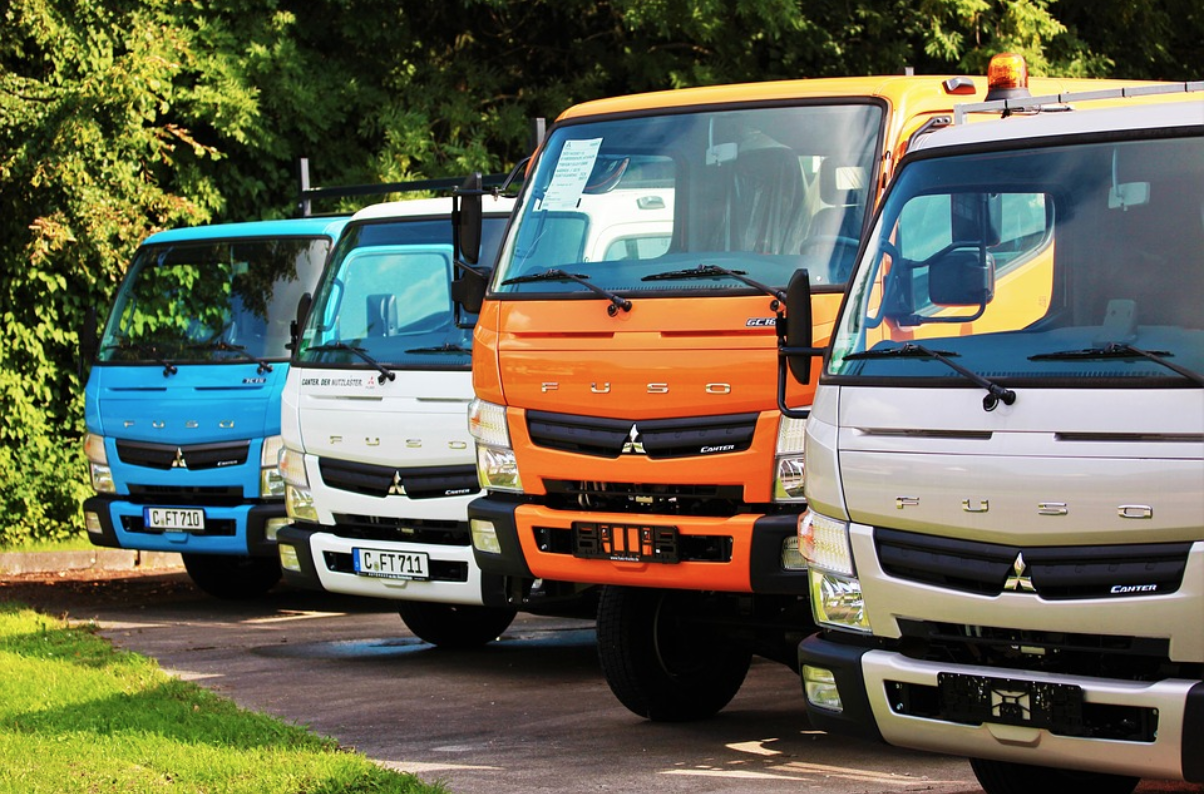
{"left": 790, "top": 91, "right": 1204, "bottom": 793}
{"left": 461, "top": 58, "right": 1150, "bottom": 720}
{"left": 82, "top": 217, "right": 347, "bottom": 598}
{"left": 276, "top": 195, "right": 518, "bottom": 647}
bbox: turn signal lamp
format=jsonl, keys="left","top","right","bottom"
{"left": 985, "top": 52, "right": 1031, "bottom": 101}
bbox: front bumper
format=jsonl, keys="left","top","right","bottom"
{"left": 468, "top": 495, "right": 807, "bottom": 594}
{"left": 277, "top": 524, "right": 509, "bottom": 608}
{"left": 799, "top": 631, "right": 1204, "bottom": 783}
{"left": 83, "top": 495, "right": 281, "bottom": 557}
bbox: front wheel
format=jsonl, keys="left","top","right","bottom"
{"left": 596, "top": 586, "right": 751, "bottom": 721}
{"left": 181, "top": 553, "right": 281, "bottom": 599}
{"left": 397, "top": 601, "right": 517, "bottom": 649}
{"left": 969, "top": 758, "right": 1139, "bottom": 794}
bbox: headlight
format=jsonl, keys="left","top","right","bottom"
{"left": 84, "top": 435, "right": 115, "bottom": 493}
{"left": 773, "top": 416, "right": 806, "bottom": 502}
{"left": 469, "top": 399, "right": 523, "bottom": 493}
{"left": 260, "top": 435, "right": 286, "bottom": 497}
{"left": 800, "top": 510, "right": 869, "bottom": 632}
{"left": 285, "top": 484, "right": 318, "bottom": 523}
{"left": 476, "top": 444, "right": 523, "bottom": 493}
{"left": 278, "top": 447, "right": 309, "bottom": 489}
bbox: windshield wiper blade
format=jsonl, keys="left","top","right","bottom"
{"left": 641, "top": 264, "right": 786, "bottom": 301}
{"left": 847, "top": 342, "right": 1017, "bottom": 412}
{"left": 501, "top": 268, "right": 632, "bottom": 316}
{"left": 102, "top": 342, "right": 178, "bottom": 377}
{"left": 187, "top": 340, "right": 273, "bottom": 374}
{"left": 405, "top": 343, "right": 471, "bottom": 354}
{"left": 1030, "top": 343, "right": 1204, "bottom": 386}
{"left": 306, "top": 342, "right": 396, "bottom": 383}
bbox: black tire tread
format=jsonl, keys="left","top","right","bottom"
{"left": 397, "top": 601, "right": 516, "bottom": 649}
{"left": 970, "top": 757, "right": 1139, "bottom": 794}
{"left": 182, "top": 553, "right": 281, "bottom": 600}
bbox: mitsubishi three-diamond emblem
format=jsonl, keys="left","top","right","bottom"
{"left": 621, "top": 424, "right": 646, "bottom": 455}
{"left": 171, "top": 448, "right": 187, "bottom": 469}
{"left": 387, "top": 471, "right": 406, "bottom": 495}
{"left": 1003, "top": 552, "right": 1036, "bottom": 592}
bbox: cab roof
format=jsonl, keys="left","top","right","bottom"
{"left": 142, "top": 215, "right": 350, "bottom": 246}
{"left": 910, "top": 98, "right": 1204, "bottom": 155}
{"left": 350, "top": 195, "right": 516, "bottom": 222}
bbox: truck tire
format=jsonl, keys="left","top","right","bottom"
{"left": 397, "top": 602, "right": 517, "bottom": 649}
{"left": 181, "top": 553, "right": 281, "bottom": 599}
{"left": 970, "top": 758, "right": 1139, "bottom": 794}
{"left": 596, "top": 586, "right": 751, "bottom": 721}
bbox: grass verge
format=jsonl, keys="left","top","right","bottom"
{"left": 0, "top": 602, "right": 445, "bottom": 793}
{"left": 0, "top": 534, "right": 96, "bottom": 554}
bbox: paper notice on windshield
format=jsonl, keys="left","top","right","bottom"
{"left": 539, "top": 138, "right": 602, "bottom": 212}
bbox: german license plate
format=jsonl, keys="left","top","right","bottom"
{"left": 573, "top": 522, "right": 679, "bottom": 563}
{"left": 938, "top": 673, "right": 1084, "bottom": 732}
{"left": 353, "top": 547, "right": 430, "bottom": 580}
{"left": 143, "top": 507, "right": 205, "bottom": 532}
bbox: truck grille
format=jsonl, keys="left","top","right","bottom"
{"left": 318, "top": 459, "right": 480, "bottom": 500}
{"left": 526, "top": 410, "right": 757, "bottom": 459}
{"left": 329, "top": 514, "right": 469, "bottom": 546}
{"left": 116, "top": 439, "right": 250, "bottom": 470}
{"left": 542, "top": 479, "right": 751, "bottom": 516}
{"left": 126, "top": 484, "right": 244, "bottom": 504}
{"left": 875, "top": 527, "right": 1190, "bottom": 600}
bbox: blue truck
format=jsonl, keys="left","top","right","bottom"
{"left": 82, "top": 216, "right": 348, "bottom": 598}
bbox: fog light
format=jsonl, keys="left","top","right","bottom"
{"left": 781, "top": 535, "right": 807, "bottom": 570}
{"left": 264, "top": 517, "right": 290, "bottom": 542}
{"left": 84, "top": 511, "right": 103, "bottom": 534}
{"left": 803, "top": 664, "right": 843, "bottom": 712}
{"left": 471, "top": 518, "right": 501, "bottom": 554}
{"left": 278, "top": 543, "right": 302, "bottom": 572}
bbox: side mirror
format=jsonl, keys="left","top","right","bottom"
{"left": 453, "top": 173, "right": 484, "bottom": 267}
{"left": 929, "top": 249, "right": 995, "bottom": 306}
{"left": 451, "top": 268, "right": 490, "bottom": 316}
{"left": 784, "top": 269, "right": 814, "bottom": 385}
{"left": 289, "top": 292, "right": 312, "bottom": 351}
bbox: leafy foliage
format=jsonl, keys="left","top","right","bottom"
{"left": 0, "top": 0, "right": 1200, "bottom": 541}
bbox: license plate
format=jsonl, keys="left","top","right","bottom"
{"left": 353, "top": 547, "right": 430, "bottom": 581}
{"left": 143, "top": 507, "right": 205, "bottom": 532}
{"left": 938, "top": 673, "right": 1084, "bottom": 732}
{"left": 573, "top": 522, "right": 679, "bottom": 563}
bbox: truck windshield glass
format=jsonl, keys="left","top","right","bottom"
{"left": 493, "top": 103, "right": 883, "bottom": 296}
{"left": 829, "top": 133, "right": 1204, "bottom": 387}
{"left": 98, "top": 237, "right": 330, "bottom": 364}
{"left": 297, "top": 217, "right": 507, "bottom": 368}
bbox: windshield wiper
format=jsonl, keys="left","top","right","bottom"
{"left": 846, "top": 342, "right": 1017, "bottom": 411}
{"left": 501, "top": 268, "right": 632, "bottom": 316}
{"left": 1030, "top": 343, "right": 1204, "bottom": 386}
{"left": 305, "top": 342, "right": 396, "bottom": 384}
{"left": 102, "top": 342, "right": 178, "bottom": 377}
{"left": 641, "top": 264, "right": 787, "bottom": 302}
{"left": 405, "top": 343, "right": 471, "bottom": 354}
{"left": 188, "top": 340, "right": 273, "bottom": 375}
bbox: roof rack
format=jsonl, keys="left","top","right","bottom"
{"left": 953, "top": 80, "right": 1204, "bottom": 125}
{"left": 295, "top": 158, "right": 507, "bottom": 217}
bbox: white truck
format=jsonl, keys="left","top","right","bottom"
{"left": 276, "top": 193, "right": 517, "bottom": 646}
{"left": 782, "top": 91, "right": 1204, "bottom": 793}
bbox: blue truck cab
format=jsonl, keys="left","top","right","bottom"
{"left": 82, "top": 216, "right": 348, "bottom": 598}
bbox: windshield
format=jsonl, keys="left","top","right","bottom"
{"left": 99, "top": 236, "right": 330, "bottom": 364}
{"left": 493, "top": 103, "right": 884, "bottom": 296}
{"left": 829, "top": 132, "right": 1204, "bottom": 386}
{"left": 296, "top": 216, "right": 508, "bottom": 369}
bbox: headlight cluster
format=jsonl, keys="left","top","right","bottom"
{"left": 799, "top": 510, "right": 870, "bottom": 633}
{"left": 772, "top": 415, "right": 806, "bottom": 502}
{"left": 260, "top": 435, "right": 286, "bottom": 498}
{"left": 84, "top": 433, "right": 115, "bottom": 494}
{"left": 468, "top": 399, "right": 523, "bottom": 493}
{"left": 279, "top": 446, "right": 318, "bottom": 522}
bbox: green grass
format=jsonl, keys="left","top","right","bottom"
{"left": 0, "top": 534, "right": 96, "bottom": 554}
{"left": 0, "top": 603, "right": 445, "bottom": 793}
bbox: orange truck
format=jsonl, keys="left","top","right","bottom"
{"left": 455, "top": 56, "right": 1152, "bottom": 721}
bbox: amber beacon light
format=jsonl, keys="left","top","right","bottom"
{"left": 984, "top": 52, "right": 1031, "bottom": 101}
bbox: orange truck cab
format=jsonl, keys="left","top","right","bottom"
{"left": 455, "top": 57, "right": 1155, "bottom": 721}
